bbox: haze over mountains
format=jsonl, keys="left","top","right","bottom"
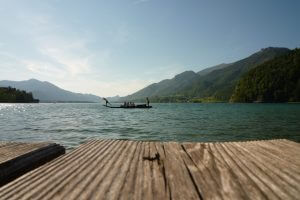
{"left": 123, "top": 47, "right": 291, "bottom": 102}
{"left": 1, "top": 47, "right": 297, "bottom": 103}
{"left": 0, "top": 79, "right": 101, "bottom": 103}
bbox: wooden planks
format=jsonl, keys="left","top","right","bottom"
{"left": 0, "top": 139, "right": 299, "bottom": 199}
{"left": 0, "top": 142, "right": 65, "bottom": 187}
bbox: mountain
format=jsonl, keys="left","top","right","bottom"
{"left": 0, "top": 79, "right": 101, "bottom": 102}
{"left": 124, "top": 71, "right": 199, "bottom": 100}
{"left": 197, "top": 63, "right": 232, "bottom": 76}
{"left": 106, "top": 95, "right": 121, "bottom": 102}
{"left": 182, "top": 47, "right": 291, "bottom": 100}
{"left": 123, "top": 47, "right": 290, "bottom": 102}
{"left": 231, "top": 49, "right": 300, "bottom": 102}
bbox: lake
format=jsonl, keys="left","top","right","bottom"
{"left": 0, "top": 103, "right": 299, "bottom": 150}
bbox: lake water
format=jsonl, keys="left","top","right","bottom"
{"left": 0, "top": 103, "right": 299, "bottom": 150}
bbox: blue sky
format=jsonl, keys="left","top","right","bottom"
{"left": 0, "top": 0, "right": 299, "bottom": 96}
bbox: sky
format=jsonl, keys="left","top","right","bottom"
{"left": 0, "top": 0, "right": 299, "bottom": 97}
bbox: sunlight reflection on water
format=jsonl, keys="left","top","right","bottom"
{"left": 0, "top": 103, "right": 299, "bottom": 150}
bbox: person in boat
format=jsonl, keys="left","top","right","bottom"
{"left": 103, "top": 98, "right": 109, "bottom": 106}
{"left": 146, "top": 97, "right": 150, "bottom": 106}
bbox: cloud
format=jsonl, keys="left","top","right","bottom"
{"left": 23, "top": 60, "right": 66, "bottom": 79}
{"left": 16, "top": 10, "right": 103, "bottom": 78}
{"left": 0, "top": 3, "right": 177, "bottom": 97}
{"left": 37, "top": 37, "right": 93, "bottom": 76}
{"left": 0, "top": 51, "right": 25, "bottom": 71}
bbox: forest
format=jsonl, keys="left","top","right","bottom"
{"left": 0, "top": 87, "right": 39, "bottom": 103}
{"left": 231, "top": 49, "right": 300, "bottom": 102}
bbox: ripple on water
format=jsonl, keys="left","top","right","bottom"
{"left": 0, "top": 103, "right": 300, "bottom": 149}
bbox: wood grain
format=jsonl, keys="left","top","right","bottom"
{"left": 0, "top": 139, "right": 299, "bottom": 200}
{"left": 0, "top": 142, "right": 65, "bottom": 187}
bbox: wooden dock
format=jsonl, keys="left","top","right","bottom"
{"left": 0, "top": 139, "right": 299, "bottom": 199}
{"left": 0, "top": 142, "right": 65, "bottom": 187}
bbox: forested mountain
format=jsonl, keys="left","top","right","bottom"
{"left": 0, "top": 79, "right": 101, "bottom": 103}
{"left": 197, "top": 63, "right": 231, "bottom": 76}
{"left": 124, "top": 71, "right": 199, "bottom": 100}
{"left": 123, "top": 47, "right": 290, "bottom": 102}
{"left": 182, "top": 47, "right": 290, "bottom": 100}
{"left": 231, "top": 49, "right": 300, "bottom": 102}
{"left": 0, "top": 87, "right": 39, "bottom": 103}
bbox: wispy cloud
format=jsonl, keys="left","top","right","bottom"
{"left": 0, "top": 2, "right": 178, "bottom": 97}
{"left": 15, "top": 11, "right": 135, "bottom": 96}
{"left": 0, "top": 51, "right": 25, "bottom": 71}
{"left": 16, "top": 11, "right": 104, "bottom": 78}
{"left": 37, "top": 37, "right": 93, "bottom": 76}
{"left": 0, "top": 52, "right": 43, "bottom": 81}
{"left": 23, "top": 60, "right": 66, "bottom": 79}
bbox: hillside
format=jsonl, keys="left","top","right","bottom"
{"left": 124, "top": 71, "right": 199, "bottom": 100}
{"left": 181, "top": 47, "right": 290, "bottom": 100}
{"left": 197, "top": 63, "right": 231, "bottom": 76}
{"left": 0, "top": 79, "right": 101, "bottom": 103}
{"left": 231, "top": 49, "right": 300, "bottom": 103}
{"left": 0, "top": 87, "right": 39, "bottom": 103}
{"left": 124, "top": 47, "right": 290, "bottom": 102}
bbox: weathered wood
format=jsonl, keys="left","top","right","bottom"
{"left": 182, "top": 142, "right": 247, "bottom": 199}
{"left": 0, "top": 142, "right": 65, "bottom": 187}
{"left": 0, "top": 139, "right": 299, "bottom": 200}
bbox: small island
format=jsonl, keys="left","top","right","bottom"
{"left": 0, "top": 87, "right": 39, "bottom": 103}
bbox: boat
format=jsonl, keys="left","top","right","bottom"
{"left": 102, "top": 98, "right": 152, "bottom": 109}
{"left": 103, "top": 104, "right": 152, "bottom": 109}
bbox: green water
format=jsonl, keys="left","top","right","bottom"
{"left": 0, "top": 103, "right": 299, "bottom": 149}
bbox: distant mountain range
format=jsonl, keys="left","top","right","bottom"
{"left": 106, "top": 95, "right": 121, "bottom": 102}
{"left": 122, "top": 47, "right": 291, "bottom": 102}
{"left": 0, "top": 79, "right": 101, "bottom": 103}
{"left": 1, "top": 47, "right": 296, "bottom": 103}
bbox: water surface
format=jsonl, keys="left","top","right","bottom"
{"left": 0, "top": 103, "right": 299, "bottom": 149}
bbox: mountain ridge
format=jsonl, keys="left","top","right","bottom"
{"left": 0, "top": 79, "right": 101, "bottom": 103}
{"left": 197, "top": 63, "right": 232, "bottom": 76}
{"left": 122, "top": 47, "right": 291, "bottom": 102}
